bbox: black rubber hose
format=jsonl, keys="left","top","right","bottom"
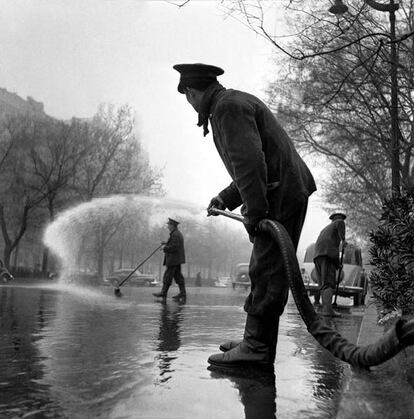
{"left": 258, "top": 218, "right": 414, "bottom": 368}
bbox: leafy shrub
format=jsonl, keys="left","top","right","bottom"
{"left": 369, "top": 192, "right": 414, "bottom": 315}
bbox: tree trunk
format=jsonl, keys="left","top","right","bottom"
{"left": 43, "top": 200, "right": 55, "bottom": 274}
{"left": 97, "top": 244, "right": 104, "bottom": 280}
{"left": 0, "top": 204, "right": 29, "bottom": 270}
{"left": 3, "top": 244, "right": 12, "bottom": 269}
{"left": 42, "top": 247, "right": 49, "bottom": 274}
{"left": 96, "top": 230, "right": 104, "bottom": 280}
{"left": 118, "top": 241, "right": 124, "bottom": 269}
{"left": 12, "top": 243, "right": 19, "bottom": 270}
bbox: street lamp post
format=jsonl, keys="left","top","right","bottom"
{"left": 388, "top": 0, "right": 400, "bottom": 195}
{"left": 330, "top": 0, "right": 400, "bottom": 195}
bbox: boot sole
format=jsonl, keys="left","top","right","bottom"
{"left": 208, "top": 358, "right": 273, "bottom": 369}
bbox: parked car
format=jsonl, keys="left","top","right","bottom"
{"left": 231, "top": 263, "right": 250, "bottom": 290}
{"left": 65, "top": 269, "right": 100, "bottom": 285}
{"left": 300, "top": 243, "right": 368, "bottom": 306}
{"left": 214, "top": 276, "right": 231, "bottom": 287}
{"left": 105, "top": 269, "right": 160, "bottom": 287}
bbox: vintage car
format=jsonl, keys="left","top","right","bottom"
{"left": 105, "top": 268, "right": 160, "bottom": 287}
{"left": 300, "top": 242, "right": 368, "bottom": 306}
{"left": 214, "top": 276, "right": 231, "bottom": 287}
{"left": 231, "top": 263, "right": 250, "bottom": 290}
{"left": 62, "top": 269, "right": 101, "bottom": 285}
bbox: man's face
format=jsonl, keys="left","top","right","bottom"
{"left": 167, "top": 223, "right": 174, "bottom": 232}
{"left": 185, "top": 88, "right": 201, "bottom": 112}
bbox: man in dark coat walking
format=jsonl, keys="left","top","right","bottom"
{"left": 313, "top": 212, "right": 347, "bottom": 317}
{"left": 153, "top": 218, "right": 186, "bottom": 301}
{"left": 173, "top": 63, "right": 316, "bottom": 367}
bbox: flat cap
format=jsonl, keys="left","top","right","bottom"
{"left": 167, "top": 217, "right": 180, "bottom": 226}
{"left": 173, "top": 63, "right": 224, "bottom": 93}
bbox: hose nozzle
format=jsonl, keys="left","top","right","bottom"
{"left": 208, "top": 207, "right": 244, "bottom": 222}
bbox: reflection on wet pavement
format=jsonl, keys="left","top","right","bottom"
{"left": 0, "top": 284, "right": 410, "bottom": 418}
{"left": 155, "top": 302, "right": 184, "bottom": 385}
{"left": 208, "top": 365, "right": 276, "bottom": 419}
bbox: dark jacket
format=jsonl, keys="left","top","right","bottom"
{"left": 207, "top": 88, "right": 316, "bottom": 223}
{"left": 313, "top": 220, "right": 346, "bottom": 266}
{"left": 163, "top": 228, "right": 186, "bottom": 266}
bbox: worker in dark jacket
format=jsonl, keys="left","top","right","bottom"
{"left": 173, "top": 63, "right": 316, "bottom": 367}
{"left": 313, "top": 212, "right": 347, "bottom": 317}
{"left": 153, "top": 218, "right": 186, "bottom": 301}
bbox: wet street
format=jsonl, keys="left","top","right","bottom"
{"left": 0, "top": 282, "right": 412, "bottom": 418}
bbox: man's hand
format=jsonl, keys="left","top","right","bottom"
{"left": 243, "top": 221, "right": 257, "bottom": 237}
{"left": 207, "top": 195, "right": 226, "bottom": 216}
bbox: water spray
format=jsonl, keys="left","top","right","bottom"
{"left": 114, "top": 244, "right": 163, "bottom": 297}
{"left": 209, "top": 207, "right": 414, "bottom": 368}
{"left": 43, "top": 195, "right": 206, "bottom": 288}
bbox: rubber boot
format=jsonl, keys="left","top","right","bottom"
{"left": 320, "top": 288, "right": 341, "bottom": 317}
{"left": 172, "top": 282, "right": 186, "bottom": 301}
{"left": 219, "top": 315, "right": 281, "bottom": 352}
{"left": 208, "top": 315, "right": 279, "bottom": 368}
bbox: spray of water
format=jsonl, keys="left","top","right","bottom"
{"left": 43, "top": 194, "right": 210, "bottom": 284}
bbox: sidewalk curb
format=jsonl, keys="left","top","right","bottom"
{"left": 355, "top": 297, "right": 383, "bottom": 346}
{"left": 336, "top": 296, "right": 414, "bottom": 418}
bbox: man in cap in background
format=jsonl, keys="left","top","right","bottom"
{"left": 173, "top": 63, "right": 316, "bottom": 368}
{"left": 313, "top": 212, "right": 347, "bottom": 317}
{"left": 153, "top": 218, "right": 186, "bottom": 302}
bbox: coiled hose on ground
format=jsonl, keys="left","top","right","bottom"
{"left": 258, "top": 218, "right": 414, "bottom": 368}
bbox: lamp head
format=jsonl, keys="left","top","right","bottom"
{"left": 329, "top": 0, "right": 348, "bottom": 15}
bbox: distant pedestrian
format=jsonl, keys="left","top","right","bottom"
{"left": 153, "top": 218, "right": 186, "bottom": 301}
{"left": 195, "top": 272, "right": 202, "bottom": 287}
{"left": 313, "top": 212, "right": 347, "bottom": 317}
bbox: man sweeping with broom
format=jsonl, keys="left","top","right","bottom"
{"left": 153, "top": 218, "right": 186, "bottom": 302}
{"left": 313, "top": 212, "right": 347, "bottom": 317}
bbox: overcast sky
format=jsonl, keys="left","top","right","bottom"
{"left": 0, "top": 0, "right": 331, "bottom": 254}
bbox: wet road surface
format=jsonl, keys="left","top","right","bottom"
{"left": 0, "top": 283, "right": 411, "bottom": 418}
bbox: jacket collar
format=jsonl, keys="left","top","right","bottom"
{"left": 197, "top": 82, "right": 225, "bottom": 137}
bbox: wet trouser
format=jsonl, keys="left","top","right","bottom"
{"left": 244, "top": 201, "right": 308, "bottom": 317}
{"left": 162, "top": 265, "right": 186, "bottom": 295}
{"left": 314, "top": 256, "right": 337, "bottom": 291}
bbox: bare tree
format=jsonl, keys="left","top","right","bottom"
{"left": 27, "top": 118, "right": 91, "bottom": 272}
{"left": 70, "top": 104, "right": 162, "bottom": 200}
{"left": 0, "top": 102, "right": 163, "bottom": 272}
{"left": 0, "top": 115, "right": 49, "bottom": 267}
{"left": 260, "top": 1, "right": 414, "bottom": 236}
